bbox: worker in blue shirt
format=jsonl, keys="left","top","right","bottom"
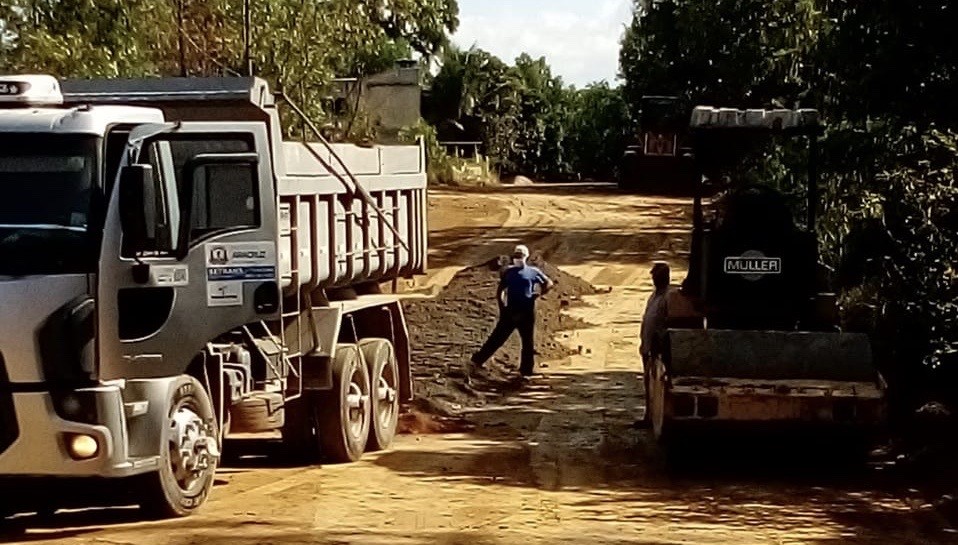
{"left": 471, "top": 244, "right": 554, "bottom": 377}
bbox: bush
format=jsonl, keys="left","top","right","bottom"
{"left": 399, "top": 120, "right": 456, "bottom": 185}
{"left": 821, "top": 125, "right": 958, "bottom": 410}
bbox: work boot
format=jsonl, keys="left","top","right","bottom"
{"left": 466, "top": 356, "right": 484, "bottom": 379}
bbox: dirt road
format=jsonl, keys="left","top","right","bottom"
{"left": 3, "top": 186, "right": 954, "bottom": 544}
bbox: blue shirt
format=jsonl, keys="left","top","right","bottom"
{"left": 501, "top": 265, "right": 550, "bottom": 307}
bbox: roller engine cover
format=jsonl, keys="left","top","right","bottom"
{"left": 701, "top": 186, "right": 817, "bottom": 330}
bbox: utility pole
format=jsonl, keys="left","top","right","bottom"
{"left": 243, "top": 0, "right": 253, "bottom": 76}
{"left": 177, "top": 0, "right": 187, "bottom": 76}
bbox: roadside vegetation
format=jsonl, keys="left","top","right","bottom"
{"left": 621, "top": 0, "right": 958, "bottom": 414}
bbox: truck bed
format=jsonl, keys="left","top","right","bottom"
{"left": 277, "top": 140, "right": 427, "bottom": 292}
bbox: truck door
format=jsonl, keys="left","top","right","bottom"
{"left": 97, "top": 122, "right": 280, "bottom": 380}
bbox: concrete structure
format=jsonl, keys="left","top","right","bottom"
{"left": 330, "top": 60, "right": 422, "bottom": 144}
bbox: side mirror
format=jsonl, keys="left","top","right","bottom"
{"left": 118, "top": 164, "right": 152, "bottom": 253}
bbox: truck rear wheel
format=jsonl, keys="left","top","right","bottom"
{"left": 359, "top": 338, "right": 400, "bottom": 451}
{"left": 140, "top": 376, "right": 219, "bottom": 518}
{"left": 318, "top": 344, "right": 371, "bottom": 463}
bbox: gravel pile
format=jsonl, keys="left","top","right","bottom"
{"left": 403, "top": 257, "right": 598, "bottom": 417}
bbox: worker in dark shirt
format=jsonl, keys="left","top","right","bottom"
{"left": 638, "top": 261, "right": 671, "bottom": 427}
{"left": 471, "top": 244, "right": 554, "bottom": 377}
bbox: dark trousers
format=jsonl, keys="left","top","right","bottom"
{"left": 472, "top": 304, "right": 536, "bottom": 374}
{"left": 641, "top": 353, "right": 652, "bottom": 421}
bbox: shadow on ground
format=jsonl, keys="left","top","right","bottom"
{"left": 372, "top": 370, "right": 955, "bottom": 544}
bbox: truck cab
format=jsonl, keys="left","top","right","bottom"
{"left": 0, "top": 75, "right": 168, "bottom": 478}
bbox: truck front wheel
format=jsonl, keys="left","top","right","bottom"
{"left": 359, "top": 338, "right": 400, "bottom": 451}
{"left": 140, "top": 376, "right": 219, "bottom": 518}
{"left": 318, "top": 344, "right": 371, "bottom": 463}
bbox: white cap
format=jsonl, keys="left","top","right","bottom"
{"left": 513, "top": 244, "right": 530, "bottom": 258}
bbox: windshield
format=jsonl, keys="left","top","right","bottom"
{"left": 0, "top": 134, "right": 99, "bottom": 275}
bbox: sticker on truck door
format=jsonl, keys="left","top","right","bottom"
{"left": 207, "top": 281, "right": 243, "bottom": 307}
{"left": 205, "top": 242, "right": 277, "bottom": 307}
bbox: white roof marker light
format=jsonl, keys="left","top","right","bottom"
{"left": 0, "top": 75, "right": 64, "bottom": 107}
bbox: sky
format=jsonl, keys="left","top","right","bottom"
{"left": 451, "top": 0, "right": 635, "bottom": 88}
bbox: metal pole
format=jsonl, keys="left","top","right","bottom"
{"left": 243, "top": 0, "right": 253, "bottom": 76}
{"left": 807, "top": 133, "right": 819, "bottom": 233}
{"left": 177, "top": 0, "right": 187, "bottom": 76}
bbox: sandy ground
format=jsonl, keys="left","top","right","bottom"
{"left": 2, "top": 185, "right": 955, "bottom": 545}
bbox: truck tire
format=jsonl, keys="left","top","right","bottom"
{"left": 230, "top": 392, "right": 285, "bottom": 433}
{"left": 317, "top": 344, "right": 371, "bottom": 463}
{"left": 281, "top": 394, "right": 320, "bottom": 463}
{"left": 140, "top": 376, "right": 219, "bottom": 518}
{"left": 359, "top": 338, "right": 400, "bottom": 451}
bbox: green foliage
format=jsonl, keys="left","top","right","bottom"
{"left": 0, "top": 0, "right": 459, "bottom": 133}
{"left": 568, "top": 82, "right": 630, "bottom": 180}
{"left": 425, "top": 46, "right": 628, "bottom": 181}
{"left": 621, "top": 0, "right": 958, "bottom": 403}
{"left": 399, "top": 120, "right": 455, "bottom": 185}
{"left": 827, "top": 126, "right": 958, "bottom": 383}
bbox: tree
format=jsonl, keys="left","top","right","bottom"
{"left": 568, "top": 82, "right": 630, "bottom": 180}
{"left": 619, "top": 0, "right": 958, "bottom": 407}
{"left": 425, "top": 46, "right": 629, "bottom": 181}
{"left": 424, "top": 45, "right": 522, "bottom": 171}
{"left": 0, "top": 0, "right": 460, "bottom": 133}
{"left": 620, "top": 0, "right": 822, "bottom": 113}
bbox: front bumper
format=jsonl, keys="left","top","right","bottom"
{"left": 0, "top": 386, "right": 156, "bottom": 478}
{"left": 665, "top": 379, "right": 887, "bottom": 427}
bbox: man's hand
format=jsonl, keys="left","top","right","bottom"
{"left": 541, "top": 278, "right": 555, "bottom": 295}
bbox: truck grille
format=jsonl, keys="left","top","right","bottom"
{"left": 0, "top": 355, "right": 18, "bottom": 455}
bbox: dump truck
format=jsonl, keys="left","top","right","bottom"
{"left": 0, "top": 75, "right": 427, "bottom": 517}
{"left": 645, "top": 106, "right": 886, "bottom": 451}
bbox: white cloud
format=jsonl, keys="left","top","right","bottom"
{"left": 451, "top": 0, "right": 633, "bottom": 87}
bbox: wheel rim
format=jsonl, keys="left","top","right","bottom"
{"left": 344, "top": 367, "right": 370, "bottom": 440}
{"left": 167, "top": 401, "right": 217, "bottom": 495}
{"left": 375, "top": 361, "right": 398, "bottom": 431}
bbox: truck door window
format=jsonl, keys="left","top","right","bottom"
{"left": 165, "top": 137, "right": 257, "bottom": 245}
{"left": 191, "top": 162, "right": 259, "bottom": 238}
{"left": 128, "top": 136, "right": 254, "bottom": 256}
{"left": 0, "top": 134, "right": 98, "bottom": 274}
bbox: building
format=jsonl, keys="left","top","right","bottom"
{"left": 328, "top": 60, "right": 421, "bottom": 144}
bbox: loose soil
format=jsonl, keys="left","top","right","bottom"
{"left": 404, "top": 257, "right": 599, "bottom": 417}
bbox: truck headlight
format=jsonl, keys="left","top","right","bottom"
{"left": 65, "top": 433, "right": 99, "bottom": 460}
